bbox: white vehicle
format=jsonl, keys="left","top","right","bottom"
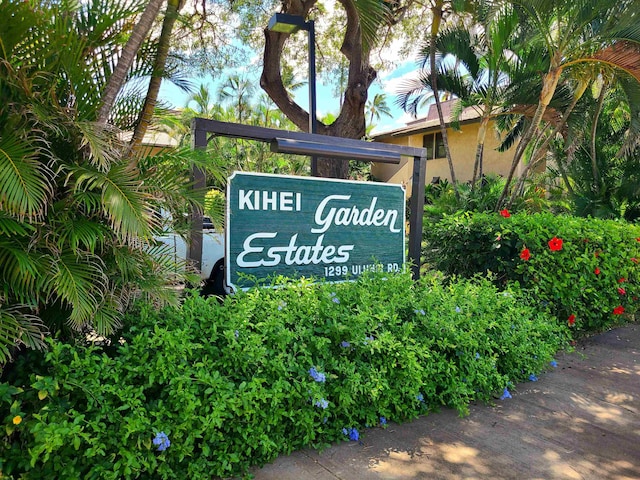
{"left": 154, "top": 215, "right": 227, "bottom": 295}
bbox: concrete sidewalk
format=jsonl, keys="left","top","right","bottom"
{"left": 252, "top": 324, "right": 640, "bottom": 480}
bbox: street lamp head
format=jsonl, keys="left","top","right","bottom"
{"left": 267, "top": 13, "right": 309, "bottom": 33}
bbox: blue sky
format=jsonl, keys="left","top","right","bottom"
{"left": 157, "top": 60, "right": 421, "bottom": 135}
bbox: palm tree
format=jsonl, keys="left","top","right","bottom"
{"left": 365, "top": 93, "right": 393, "bottom": 132}
{"left": 129, "top": 0, "right": 188, "bottom": 156}
{"left": 217, "top": 74, "right": 257, "bottom": 123}
{"left": 495, "top": 0, "right": 640, "bottom": 209}
{"left": 398, "top": 6, "right": 521, "bottom": 189}
{"left": 187, "top": 83, "right": 220, "bottom": 117}
{"left": 98, "top": 0, "right": 165, "bottom": 124}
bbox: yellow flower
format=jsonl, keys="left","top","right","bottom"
{"left": 12, "top": 416, "right": 22, "bottom": 425}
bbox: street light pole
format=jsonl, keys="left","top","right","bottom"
{"left": 267, "top": 13, "right": 318, "bottom": 176}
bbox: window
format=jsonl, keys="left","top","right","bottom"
{"left": 423, "top": 132, "right": 445, "bottom": 160}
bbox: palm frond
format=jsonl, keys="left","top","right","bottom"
{"left": 352, "top": 0, "right": 392, "bottom": 52}
{"left": 395, "top": 71, "right": 433, "bottom": 117}
{"left": 0, "top": 212, "right": 35, "bottom": 237}
{"left": 436, "top": 26, "right": 480, "bottom": 79}
{"left": 0, "top": 305, "right": 47, "bottom": 365}
{"left": 54, "top": 216, "right": 110, "bottom": 255}
{"left": 616, "top": 73, "right": 640, "bottom": 156}
{"left": 42, "top": 252, "right": 107, "bottom": 330}
{"left": 0, "top": 239, "right": 41, "bottom": 306}
{"left": 0, "top": 133, "right": 53, "bottom": 220}
{"left": 90, "top": 296, "right": 123, "bottom": 337}
{"left": 76, "top": 121, "right": 127, "bottom": 172}
{"left": 72, "top": 163, "right": 153, "bottom": 243}
{"left": 496, "top": 114, "right": 526, "bottom": 152}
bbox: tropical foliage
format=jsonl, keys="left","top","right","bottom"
{"left": 0, "top": 0, "right": 206, "bottom": 365}
{"left": 397, "top": 0, "right": 640, "bottom": 212}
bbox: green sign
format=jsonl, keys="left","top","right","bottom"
{"left": 226, "top": 172, "right": 405, "bottom": 290}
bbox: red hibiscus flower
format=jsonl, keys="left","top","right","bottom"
{"left": 594, "top": 267, "right": 601, "bottom": 275}
{"left": 500, "top": 209, "right": 511, "bottom": 218}
{"left": 613, "top": 306, "right": 625, "bottom": 315}
{"left": 567, "top": 314, "right": 576, "bottom": 327}
{"left": 520, "top": 248, "right": 531, "bottom": 261}
{"left": 618, "top": 287, "right": 626, "bottom": 295}
{"left": 618, "top": 277, "right": 626, "bottom": 283}
{"left": 548, "top": 237, "right": 563, "bottom": 251}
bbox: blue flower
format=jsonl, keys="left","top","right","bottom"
{"left": 455, "top": 306, "right": 461, "bottom": 313}
{"left": 475, "top": 352, "right": 480, "bottom": 360}
{"left": 414, "top": 308, "right": 426, "bottom": 315}
{"left": 500, "top": 388, "right": 512, "bottom": 400}
{"left": 234, "top": 330, "right": 239, "bottom": 338}
{"left": 348, "top": 427, "right": 359, "bottom": 441}
{"left": 309, "top": 367, "right": 326, "bottom": 383}
{"left": 153, "top": 431, "right": 170, "bottom": 452}
{"left": 550, "top": 360, "right": 558, "bottom": 368}
{"left": 332, "top": 297, "right": 340, "bottom": 304}
{"left": 416, "top": 392, "right": 424, "bottom": 402}
{"left": 340, "top": 341, "right": 351, "bottom": 348}
{"left": 277, "top": 301, "right": 287, "bottom": 311}
{"left": 528, "top": 374, "right": 538, "bottom": 382}
{"left": 314, "top": 398, "right": 329, "bottom": 409}
{"left": 363, "top": 335, "right": 374, "bottom": 345}
{"left": 379, "top": 416, "right": 387, "bottom": 426}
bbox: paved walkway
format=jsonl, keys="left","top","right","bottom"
{"left": 252, "top": 324, "right": 640, "bottom": 480}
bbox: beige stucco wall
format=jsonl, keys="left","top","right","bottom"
{"left": 372, "top": 121, "right": 523, "bottom": 196}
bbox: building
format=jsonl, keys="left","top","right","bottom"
{"left": 371, "top": 101, "right": 526, "bottom": 195}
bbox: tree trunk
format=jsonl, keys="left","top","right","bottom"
{"left": 506, "top": 78, "right": 588, "bottom": 207}
{"left": 97, "top": 0, "right": 165, "bottom": 125}
{"left": 495, "top": 65, "right": 563, "bottom": 210}
{"left": 129, "top": 0, "right": 184, "bottom": 158}
{"left": 590, "top": 82, "right": 607, "bottom": 189}
{"left": 430, "top": 1, "right": 460, "bottom": 200}
{"left": 471, "top": 116, "right": 489, "bottom": 190}
{"left": 260, "top": 0, "right": 375, "bottom": 179}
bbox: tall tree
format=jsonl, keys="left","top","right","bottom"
{"left": 365, "top": 92, "right": 392, "bottom": 133}
{"left": 97, "top": 0, "right": 165, "bottom": 125}
{"left": 217, "top": 74, "right": 257, "bottom": 124}
{"left": 260, "top": 0, "right": 399, "bottom": 178}
{"left": 427, "top": 0, "right": 460, "bottom": 199}
{"left": 129, "top": 0, "right": 187, "bottom": 156}
{"left": 398, "top": 5, "right": 520, "bottom": 189}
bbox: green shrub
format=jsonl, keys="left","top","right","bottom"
{"left": 424, "top": 211, "right": 640, "bottom": 331}
{"left": 1, "top": 272, "right": 568, "bottom": 479}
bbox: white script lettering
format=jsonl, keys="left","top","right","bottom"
{"left": 311, "top": 195, "right": 402, "bottom": 234}
{"left": 236, "top": 232, "right": 354, "bottom": 268}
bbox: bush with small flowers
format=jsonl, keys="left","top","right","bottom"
{"left": 0, "top": 271, "right": 568, "bottom": 479}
